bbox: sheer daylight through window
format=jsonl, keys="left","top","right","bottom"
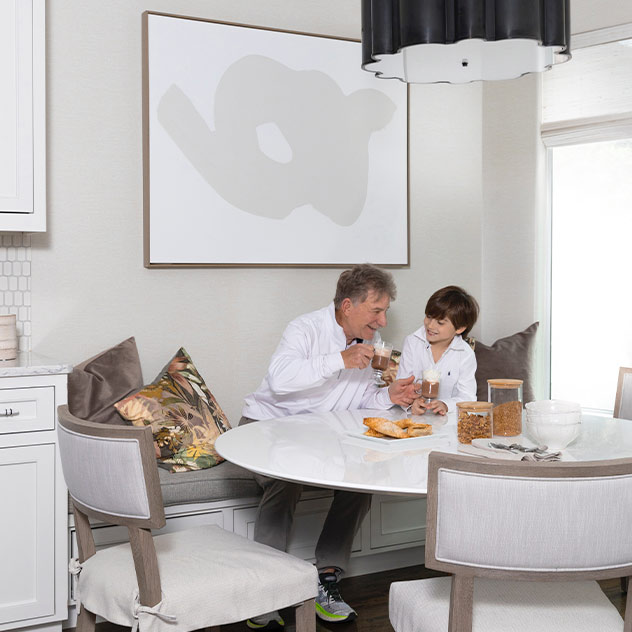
{"left": 550, "top": 139, "right": 632, "bottom": 410}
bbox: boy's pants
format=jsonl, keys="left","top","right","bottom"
{"left": 239, "top": 416, "right": 372, "bottom": 574}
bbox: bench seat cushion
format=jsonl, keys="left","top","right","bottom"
{"left": 158, "top": 461, "right": 261, "bottom": 506}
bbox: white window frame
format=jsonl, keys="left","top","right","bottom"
{"left": 541, "top": 23, "right": 632, "bottom": 411}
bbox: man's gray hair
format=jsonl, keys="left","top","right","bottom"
{"left": 333, "top": 264, "right": 397, "bottom": 309}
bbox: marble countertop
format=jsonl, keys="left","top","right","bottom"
{"left": 0, "top": 352, "right": 73, "bottom": 378}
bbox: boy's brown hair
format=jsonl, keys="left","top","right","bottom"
{"left": 425, "top": 286, "right": 479, "bottom": 338}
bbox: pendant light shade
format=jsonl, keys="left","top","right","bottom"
{"left": 362, "top": 0, "right": 571, "bottom": 84}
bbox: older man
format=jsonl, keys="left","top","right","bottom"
{"left": 241, "top": 265, "right": 417, "bottom": 630}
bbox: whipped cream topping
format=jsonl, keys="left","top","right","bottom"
{"left": 422, "top": 369, "right": 441, "bottom": 383}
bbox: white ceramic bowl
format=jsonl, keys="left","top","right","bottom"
{"left": 525, "top": 399, "right": 581, "bottom": 425}
{"left": 525, "top": 420, "right": 581, "bottom": 450}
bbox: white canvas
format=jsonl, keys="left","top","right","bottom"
{"left": 144, "top": 13, "right": 408, "bottom": 266}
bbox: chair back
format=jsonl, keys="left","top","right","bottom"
{"left": 615, "top": 367, "right": 632, "bottom": 420}
{"left": 425, "top": 452, "right": 632, "bottom": 581}
{"left": 57, "top": 405, "right": 165, "bottom": 529}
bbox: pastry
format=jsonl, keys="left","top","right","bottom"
{"left": 363, "top": 417, "right": 408, "bottom": 439}
{"left": 406, "top": 424, "right": 433, "bottom": 437}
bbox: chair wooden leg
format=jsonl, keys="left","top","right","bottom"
{"left": 622, "top": 576, "right": 629, "bottom": 594}
{"left": 76, "top": 607, "right": 96, "bottom": 632}
{"left": 448, "top": 576, "right": 473, "bottom": 632}
{"left": 625, "top": 584, "right": 632, "bottom": 632}
{"left": 295, "top": 598, "right": 316, "bottom": 632}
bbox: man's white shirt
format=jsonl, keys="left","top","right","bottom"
{"left": 242, "top": 303, "right": 392, "bottom": 420}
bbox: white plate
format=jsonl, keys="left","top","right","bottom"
{"left": 342, "top": 428, "right": 449, "bottom": 450}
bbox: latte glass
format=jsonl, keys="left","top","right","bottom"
{"left": 370, "top": 341, "right": 393, "bottom": 386}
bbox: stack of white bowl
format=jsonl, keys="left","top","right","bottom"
{"left": 524, "top": 400, "right": 581, "bottom": 450}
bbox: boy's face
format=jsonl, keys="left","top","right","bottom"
{"left": 424, "top": 315, "right": 465, "bottom": 346}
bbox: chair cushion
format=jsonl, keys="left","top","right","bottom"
{"left": 158, "top": 461, "right": 261, "bottom": 506}
{"left": 68, "top": 337, "right": 143, "bottom": 425}
{"left": 389, "top": 576, "right": 623, "bottom": 632}
{"left": 466, "top": 322, "right": 538, "bottom": 403}
{"left": 77, "top": 524, "right": 318, "bottom": 631}
{"left": 115, "top": 348, "right": 231, "bottom": 472}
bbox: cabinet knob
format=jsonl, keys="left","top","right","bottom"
{"left": 1, "top": 408, "right": 19, "bottom": 417}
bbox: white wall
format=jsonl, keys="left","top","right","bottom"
{"left": 32, "top": 0, "right": 483, "bottom": 422}
{"left": 572, "top": 0, "right": 632, "bottom": 34}
{"left": 32, "top": 0, "right": 627, "bottom": 419}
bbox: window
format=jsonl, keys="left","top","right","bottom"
{"left": 549, "top": 139, "right": 632, "bottom": 410}
{"left": 544, "top": 28, "right": 632, "bottom": 412}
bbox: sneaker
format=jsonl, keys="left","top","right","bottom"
{"left": 246, "top": 610, "right": 284, "bottom": 630}
{"left": 315, "top": 570, "right": 357, "bottom": 623}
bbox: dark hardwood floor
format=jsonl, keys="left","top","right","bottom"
{"left": 90, "top": 566, "right": 626, "bottom": 632}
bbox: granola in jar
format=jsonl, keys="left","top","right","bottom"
{"left": 456, "top": 401, "right": 493, "bottom": 444}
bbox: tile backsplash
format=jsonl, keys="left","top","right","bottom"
{"left": 0, "top": 233, "right": 31, "bottom": 352}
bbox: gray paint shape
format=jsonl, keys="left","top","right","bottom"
{"left": 157, "top": 55, "right": 396, "bottom": 226}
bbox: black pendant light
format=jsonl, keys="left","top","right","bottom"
{"left": 362, "top": 0, "right": 571, "bottom": 83}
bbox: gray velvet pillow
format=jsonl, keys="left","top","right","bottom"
{"left": 467, "top": 323, "right": 539, "bottom": 404}
{"left": 68, "top": 337, "right": 143, "bottom": 425}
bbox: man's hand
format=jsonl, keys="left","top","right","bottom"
{"left": 412, "top": 398, "right": 448, "bottom": 416}
{"left": 341, "top": 343, "right": 374, "bottom": 369}
{"left": 410, "top": 397, "right": 426, "bottom": 415}
{"left": 388, "top": 375, "right": 419, "bottom": 408}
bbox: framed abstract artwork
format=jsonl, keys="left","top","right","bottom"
{"left": 142, "top": 12, "right": 408, "bottom": 267}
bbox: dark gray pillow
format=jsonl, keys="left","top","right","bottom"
{"left": 467, "top": 323, "right": 539, "bottom": 404}
{"left": 68, "top": 337, "right": 143, "bottom": 425}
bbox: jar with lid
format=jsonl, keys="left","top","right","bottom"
{"left": 488, "top": 379, "right": 523, "bottom": 436}
{"left": 456, "top": 401, "right": 493, "bottom": 444}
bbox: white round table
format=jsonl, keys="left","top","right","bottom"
{"left": 215, "top": 409, "right": 632, "bottom": 496}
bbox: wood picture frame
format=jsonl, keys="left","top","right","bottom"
{"left": 142, "top": 12, "right": 409, "bottom": 268}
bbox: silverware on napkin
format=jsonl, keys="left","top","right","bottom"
{"left": 488, "top": 442, "right": 561, "bottom": 461}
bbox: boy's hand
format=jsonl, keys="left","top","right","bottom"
{"left": 425, "top": 399, "right": 448, "bottom": 415}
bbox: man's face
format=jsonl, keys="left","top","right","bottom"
{"left": 340, "top": 290, "right": 390, "bottom": 341}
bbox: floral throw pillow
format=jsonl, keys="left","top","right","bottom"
{"left": 115, "top": 348, "right": 231, "bottom": 472}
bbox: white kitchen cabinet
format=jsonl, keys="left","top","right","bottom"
{"left": 0, "top": 357, "right": 71, "bottom": 632}
{"left": 0, "top": 0, "right": 46, "bottom": 231}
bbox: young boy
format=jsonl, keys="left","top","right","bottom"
{"left": 398, "top": 286, "right": 479, "bottom": 416}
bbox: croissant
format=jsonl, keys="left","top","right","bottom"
{"left": 363, "top": 427, "right": 387, "bottom": 438}
{"left": 363, "top": 417, "right": 408, "bottom": 439}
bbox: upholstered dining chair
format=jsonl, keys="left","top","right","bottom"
{"left": 57, "top": 405, "right": 317, "bottom": 632}
{"left": 615, "top": 367, "right": 632, "bottom": 421}
{"left": 389, "top": 452, "right": 632, "bottom": 632}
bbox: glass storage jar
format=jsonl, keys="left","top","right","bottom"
{"left": 457, "top": 401, "right": 493, "bottom": 444}
{"left": 488, "top": 379, "right": 523, "bottom": 436}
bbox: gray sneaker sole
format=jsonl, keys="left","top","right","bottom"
{"left": 315, "top": 602, "right": 357, "bottom": 623}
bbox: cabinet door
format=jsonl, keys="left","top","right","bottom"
{"left": 0, "top": 444, "right": 55, "bottom": 625}
{"left": 370, "top": 495, "right": 427, "bottom": 549}
{"left": 0, "top": 0, "right": 45, "bottom": 231}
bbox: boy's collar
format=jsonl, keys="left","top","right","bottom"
{"left": 417, "top": 327, "right": 466, "bottom": 351}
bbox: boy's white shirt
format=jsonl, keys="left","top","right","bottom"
{"left": 397, "top": 326, "right": 477, "bottom": 413}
